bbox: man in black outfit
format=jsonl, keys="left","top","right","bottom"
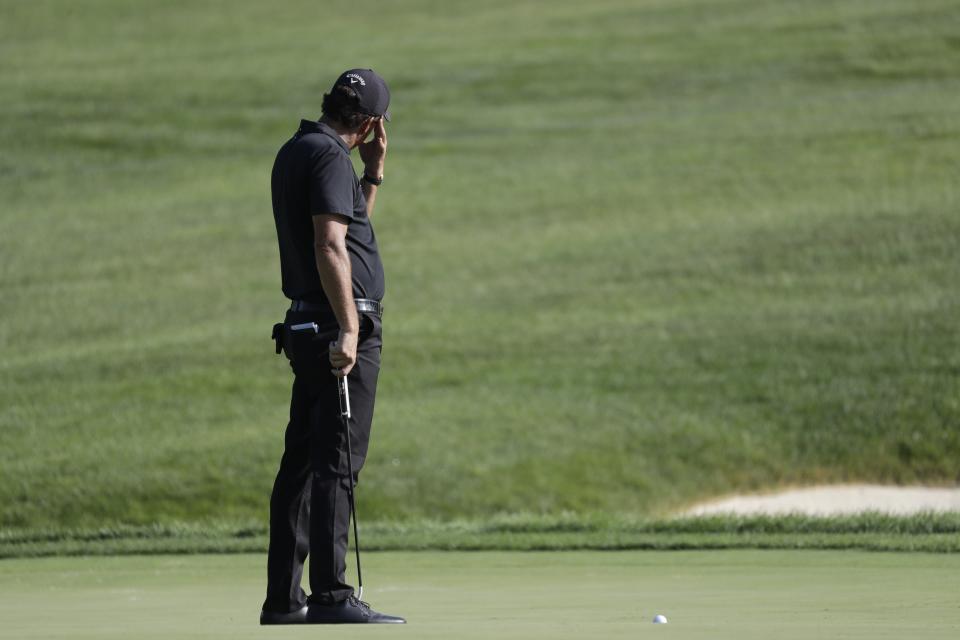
{"left": 260, "top": 68, "right": 404, "bottom": 625}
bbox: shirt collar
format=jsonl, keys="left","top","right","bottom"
{"left": 298, "top": 119, "right": 349, "bottom": 153}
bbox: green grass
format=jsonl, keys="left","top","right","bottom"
{"left": 1, "top": 0, "right": 959, "bottom": 532}
{"left": 3, "top": 513, "right": 959, "bottom": 558}
{"left": 1, "top": 551, "right": 959, "bottom": 639}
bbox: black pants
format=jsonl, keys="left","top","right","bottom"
{"left": 263, "top": 310, "right": 382, "bottom": 613}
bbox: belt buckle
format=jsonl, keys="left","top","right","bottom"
{"left": 360, "top": 299, "right": 381, "bottom": 318}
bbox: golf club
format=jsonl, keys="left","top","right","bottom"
{"left": 337, "top": 375, "right": 363, "bottom": 600}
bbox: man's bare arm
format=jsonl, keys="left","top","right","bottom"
{"left": 361, "top": 181, "right": 379, "bottom": 217}
{"left": 357, "top": 118, "right": 387, "bottom": 217}
{"left": 313, "top": 213, "right": 358, "bottom": 376}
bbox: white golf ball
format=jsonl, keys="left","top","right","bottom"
{"left": 653, "top": 614, "right": 668, "bottom": 624}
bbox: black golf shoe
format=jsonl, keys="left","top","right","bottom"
{"left": 259, "top": 604, "right": 308, "bottom": 625}
{"left": 306, "top": 595, "right": 406, "bottom": 624}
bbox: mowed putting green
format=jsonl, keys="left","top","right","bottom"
{"left": 1, "top": 551, "right": 958, "bottom": 640}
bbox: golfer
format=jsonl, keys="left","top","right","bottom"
{"left": 260, "top": 68, "right": 404, "bottom": 625}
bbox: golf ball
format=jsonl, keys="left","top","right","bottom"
{"left": 653, "top": 614, "right": 668, "bottom": 624}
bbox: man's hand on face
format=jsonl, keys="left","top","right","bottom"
{"left": 358, "top": 117, "right": 387, "bottom": 177}
{"left": 329, "top": 330, "right": 358, "bottom": 377}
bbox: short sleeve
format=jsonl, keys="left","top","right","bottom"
{"left": 308, "top": 151, "right": 356, "bottom": 220}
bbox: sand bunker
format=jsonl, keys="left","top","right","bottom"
{"left": 684, "top": 484, "right": 960, "bottom": 516}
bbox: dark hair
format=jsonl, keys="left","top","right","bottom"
{"left": 321, "top": 84, "right": 371, "bottom": 131}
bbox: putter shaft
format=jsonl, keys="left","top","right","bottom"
{"left": 337, "top": 376, "right": 362, "bottom": 599}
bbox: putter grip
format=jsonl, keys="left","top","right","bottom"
{"left": 338, "top": 377, "right": 352, "bottom": 419}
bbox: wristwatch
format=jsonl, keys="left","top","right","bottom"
{"left": 361, "top": 172, "right": 383, "bottom": 186}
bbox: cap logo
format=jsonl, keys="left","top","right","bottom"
{"left": 346, "top": 73, "right": 365, "bottom": 86}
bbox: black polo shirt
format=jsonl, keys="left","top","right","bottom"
{"left": 271, "top": 119, "right": 385, "bottom": 305}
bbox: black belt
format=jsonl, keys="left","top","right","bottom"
{"left": 290, "top": 298, "right": 383, "bottom": 318}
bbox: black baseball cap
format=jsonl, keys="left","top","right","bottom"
{"left": 331, "top": 68, "right": 391, "bottom": 121}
